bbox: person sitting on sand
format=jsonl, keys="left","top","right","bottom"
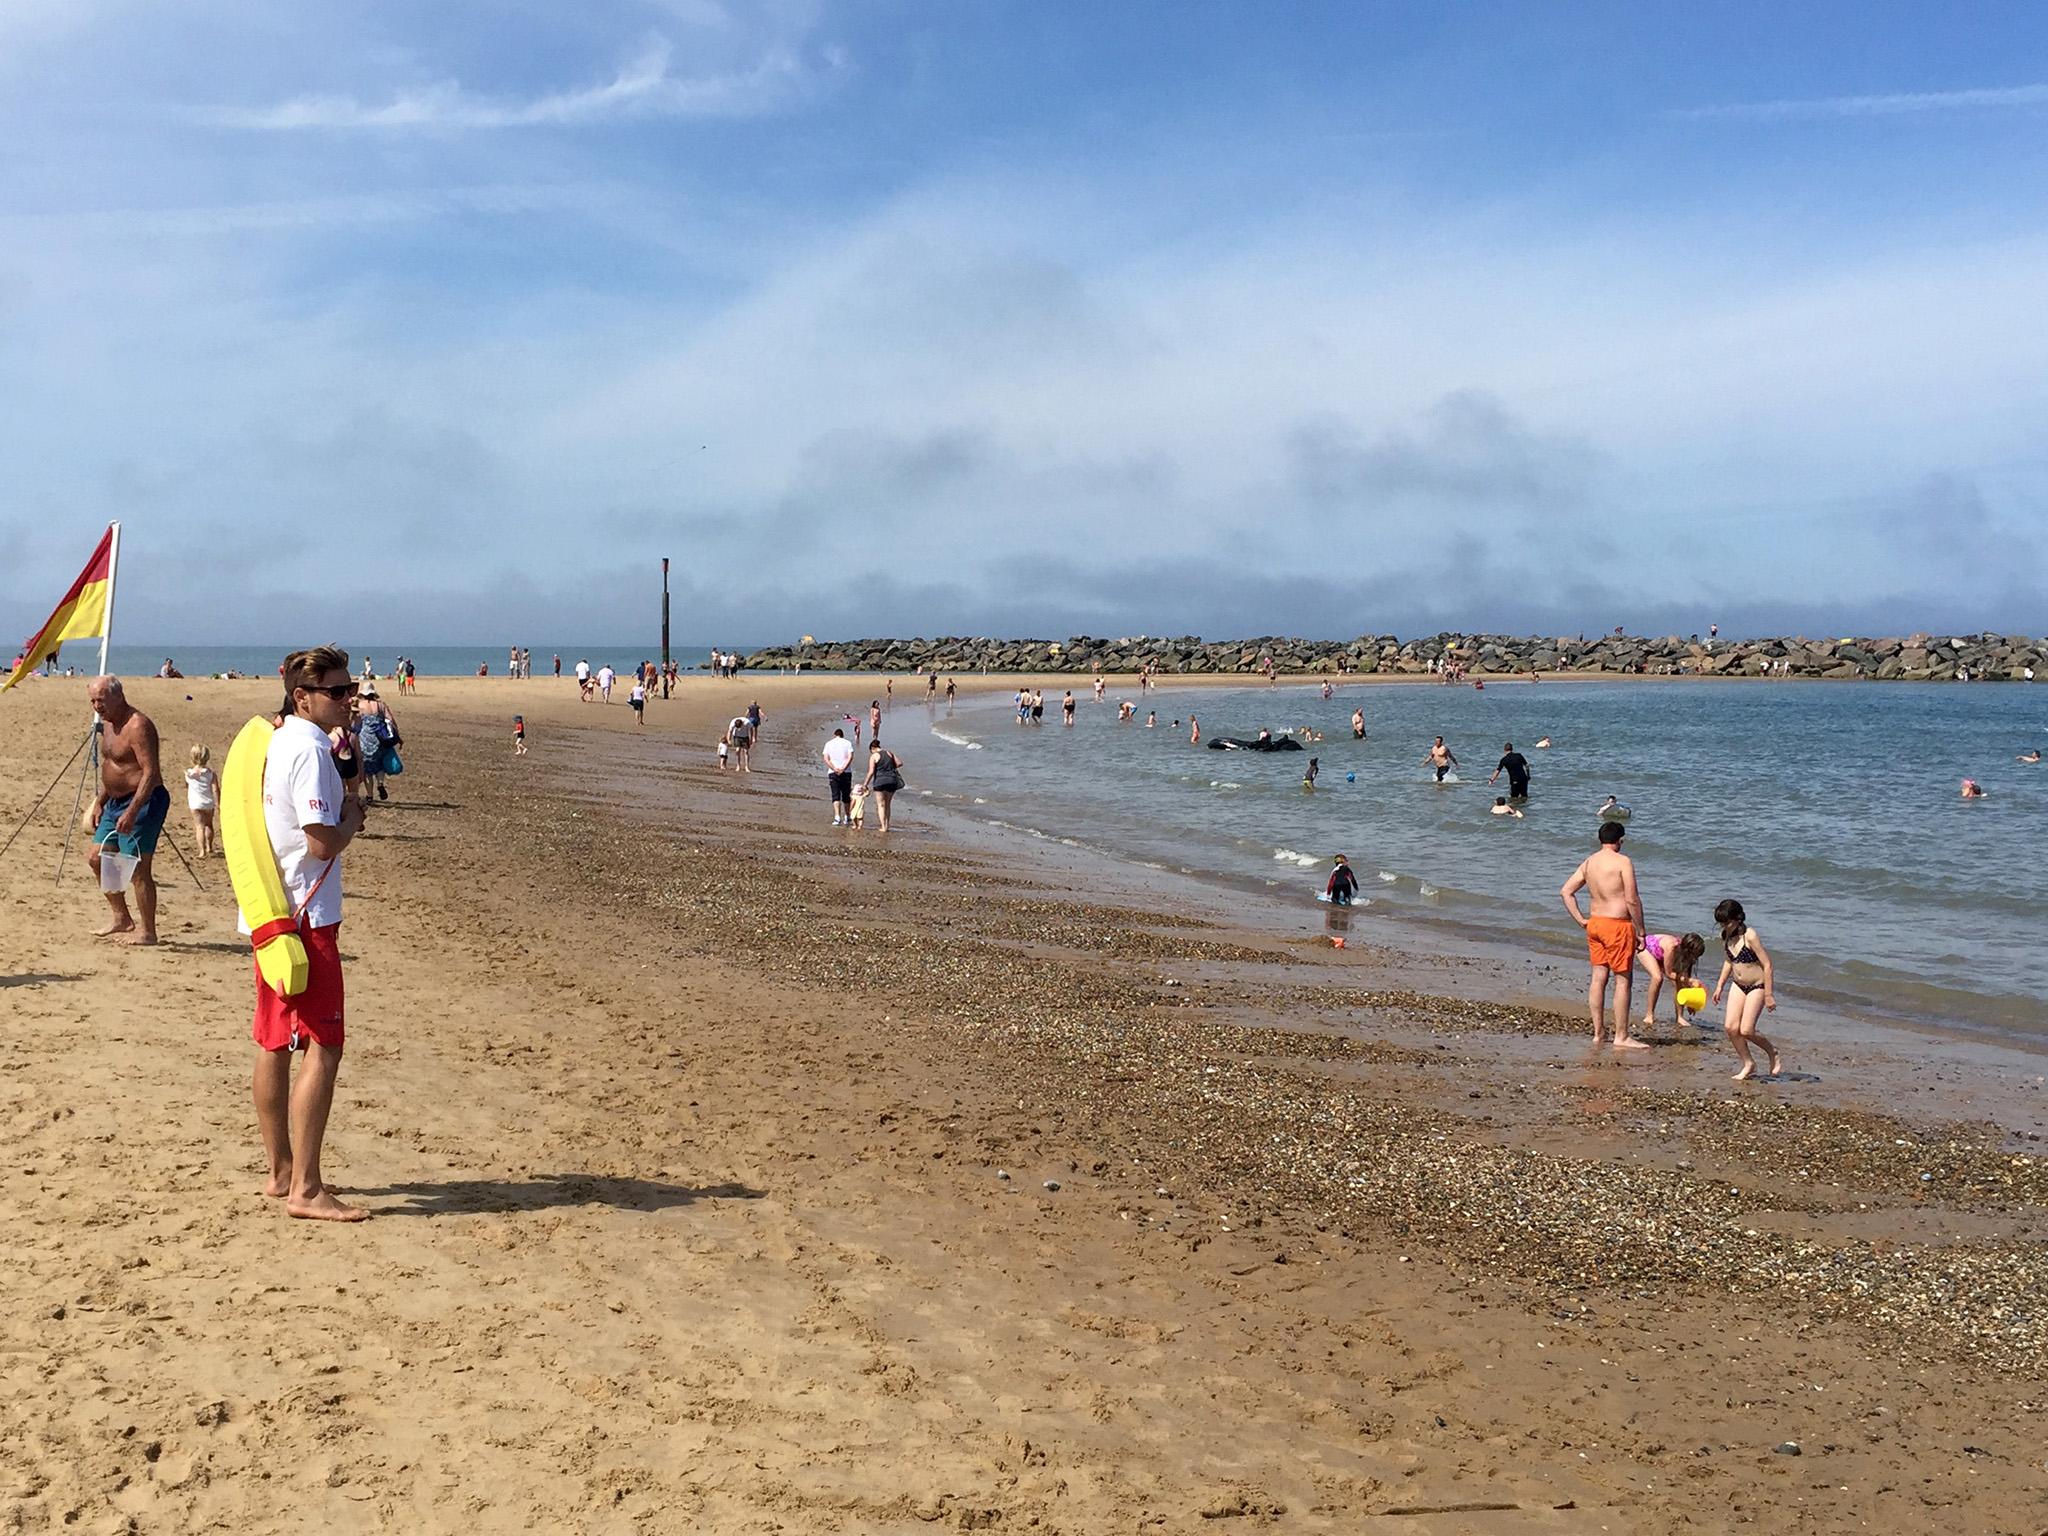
{"left": 1490, "top": 796, "right": 1523, "bottom": 819}
{"left": 1637, "top": 931, "right": 1705, "bottom": 1027}
{"left": 1324, "top": 854, "right": 1357, "bottom": 905}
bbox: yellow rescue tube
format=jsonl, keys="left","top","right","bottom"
{"left": 221, "top": 716, "right": 309, "bottom": 996}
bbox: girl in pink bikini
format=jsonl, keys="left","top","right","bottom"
{"left": 1637, "top": 931, "right": 1706, "bottom": 1028}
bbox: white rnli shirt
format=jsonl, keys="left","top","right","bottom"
{"left": 252, "top": 715, "right": 344, "bottom": 930}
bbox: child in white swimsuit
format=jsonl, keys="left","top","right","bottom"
{"left": 185, "top": 744, "right": 220, "bottom": 857}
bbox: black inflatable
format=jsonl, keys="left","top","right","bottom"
{"left": 1207, "top": 736, "right": 1303, "bottom": 752}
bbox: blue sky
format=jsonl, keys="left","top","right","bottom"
{"left": 2, "top": 1, "right": 2044, "bottom": 645}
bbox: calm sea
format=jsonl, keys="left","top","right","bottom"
{"left": 912, "top": 680, "right": 2048, "bottom": 1040}
{"left": 90, "top": 643, "right": 750, "bottom": 679}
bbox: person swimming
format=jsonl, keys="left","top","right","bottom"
{"left": 1961, "top": 778, "right": 1987, "bottom": 798}
{"left": 1534, "top": 737, "right": 1552, "bottom": 748}
{"left": 1596, "top": 795, "right": 1631, "bottom": 823}
{"left": 2019, "top": 750, "right": 2042, "bottom": 764}
{"left": 1490, "top": 795, "right": 1523, "bottom": 819}
{"left": 1302, "top": 756, "right": 1319, "bottom": 789}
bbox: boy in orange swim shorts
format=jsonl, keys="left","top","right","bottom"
{"left": 1559, "top": 821, "right": 1648, "bottom": 1050}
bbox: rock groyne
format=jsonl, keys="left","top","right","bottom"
{"left": 740, "top": 632, "right": 2043, "bottom": 682}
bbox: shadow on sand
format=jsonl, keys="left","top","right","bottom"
{"left": 354, "top": 1173, "right": 766, "bottom": 1217}
{"left": 1, "top": 972, "right": 84, "bottom": 989}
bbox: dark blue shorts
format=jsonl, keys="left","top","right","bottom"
{"left": 96, "top": 784, "right": 171, "bottom": 857}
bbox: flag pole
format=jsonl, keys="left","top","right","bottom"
{"left": 64, "top": 519, "right": 120, "bottom": 882}
{"left": 97, "top": 520, "right": 122, "bottom": 678}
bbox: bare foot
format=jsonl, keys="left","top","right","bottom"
{"left": 93, "top": 918, "right": 136, "bottom": 939}
{"left": 1765, "top": 1053, "right": 1784, "bottom": 1077}
{"left": 121, "top": 932, "right": 158, "bottom": 947}
{"left": 1612, "top": 1036, "right": 1651, "bottom": 1051}
{"left": 286, "top": 1189, "right": 368, "bottom": 1222}
{"left": 262, "top": 1176, "right": 290, "bottom": 1197}
{"left": 1732, "top": 1065, "right": 1756, "bottom": 1081}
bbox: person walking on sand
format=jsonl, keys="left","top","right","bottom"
{"left": 1559, "top": 822, "right": 1649, "bottom": 1050}
{"left": 1711, "top": 898, "right": 1783, "bottom": 1081}
{"left": 248, "top": 646, "right": 368, "bottom": 1222}
{"left": 1423, "top": 735, "right": 1458, "bottom": 783}
{"left": 859, "top": 736, "right": 905, "bottom": 831}
{"left": 185, "top": 743, "right": 220, "bottom": 857}
{"left": 823, "top": 727, "right": 855, "bottom": 826}
{"left": 727, "top": 713, "right": 753, "bottom": 771}
{"left": 83, "top": 676, "right": 168, "bottom": 945}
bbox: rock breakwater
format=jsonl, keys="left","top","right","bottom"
{"left": 742, "top": 631, "right": 2044, "bottom": 681}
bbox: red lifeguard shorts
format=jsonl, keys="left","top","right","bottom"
{"left": 252, "top": 922, "right": 345, "bottom": 1052}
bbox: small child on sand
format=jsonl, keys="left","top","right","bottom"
{"left": 513, "top": 715, "right": 527, "bottom": 756}
{"left": 717, "top": 735, "right": 729, "bottom": 771}
{"left": 184, "top": 744, "right": 219, "bottom": 856}
{"left": 1637, "top": 931, "right": 1704, "bottom": 1026}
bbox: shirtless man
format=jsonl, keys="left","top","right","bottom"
{"left": 82, "top": 676, "right": 168, "bottom": 945}
{"left": 1351, "top": 708, "right": 1365, "bottom": 740}
{"left": 1560, "top": 822, "right": 1648, "bottom": 1049}
{"left": 1423, "top": 735, "right": 1458, "bottom": 782}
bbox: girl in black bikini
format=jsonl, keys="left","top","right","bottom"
{"left": 1710, "top": 898, "right": 1783, "bottom": 1081}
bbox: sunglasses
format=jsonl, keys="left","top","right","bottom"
{"left": 298, "top": 681, "right": 359, "bottom": 701}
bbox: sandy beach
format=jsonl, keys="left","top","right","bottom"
{"left": 4, "top": 671, "right": 2044, "bottom": 1534}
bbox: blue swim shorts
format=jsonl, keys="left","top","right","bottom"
{"left": 95, "top": 784, "right": 171, "bottom": 858}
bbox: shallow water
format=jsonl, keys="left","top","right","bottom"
{"left": 911, "top": 680, "right": 2048, "bottom": 1040}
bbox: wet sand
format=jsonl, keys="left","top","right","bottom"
{"left": 2, "top": 672, "right": 2044, "bottom": 1532}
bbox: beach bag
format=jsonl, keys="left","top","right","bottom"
{"left": 376, "top": 744, "right": 404, "bottom": 777}
{"left": 356, "top": 715, "right": 386, "bottom": 757}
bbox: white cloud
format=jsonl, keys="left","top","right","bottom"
{"left": 208, "top": 34, "right": 830, "bottom": 131}
{"left": 1674, "top": 81, "right": 2048, "bottom": 122}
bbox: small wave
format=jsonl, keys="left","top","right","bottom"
{"left": 971, "top": 796, "right": 987, "bottom": 804}
{"left": 931, "top": 728, "right": 983, "bottom": 750}
{"left": 1418, "top": 883, "right": 1440, "bottom": 901}
{"left": 1377, "top": 870, "right": 1399, "bottom": 883}
{"left": 1272, "top": 848, "right": 1323, "bottom": 867}
{"left": 1210, "top": 780, "right": 1244, "bottom": 790}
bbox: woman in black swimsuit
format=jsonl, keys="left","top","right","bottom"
{"left": 1710, "top": 898, "right": 1783, "bottom": 1081}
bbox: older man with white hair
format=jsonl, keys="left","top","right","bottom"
{"left": 82, "top": 675, "right": 167, "bottom": 945}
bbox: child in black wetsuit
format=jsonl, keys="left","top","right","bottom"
{"left": 1324, "top": 854, "right": 1357, "bottom": 905}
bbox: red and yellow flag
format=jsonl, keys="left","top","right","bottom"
{"left": 2, "top": 527, "right": 115, "bottom": 693}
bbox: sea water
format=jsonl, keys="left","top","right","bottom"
{"left": 913, "top": 681, "right": 2048, "bottom": 1040}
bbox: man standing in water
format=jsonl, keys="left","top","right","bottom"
{"left": 1559, "top": 822, "right": 1648, "bottom": 1050}
{"left": 83, "top": 676, "right": 168, "bottom": 944}
{"left": 1489, "top": 741, "right": 1532, "bottom": 800}
{"left": 1423, "top": 735, "right": 1458, "bottom": 782}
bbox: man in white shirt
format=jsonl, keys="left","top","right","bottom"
{"left": 249, "top": 645, "right": 367, "bottom": 1222}
{"left": 597, "top": 664, "right": 615, "bottom": 702}
{"left": 822, "top": 727, "right": 855, "bottom": 824}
